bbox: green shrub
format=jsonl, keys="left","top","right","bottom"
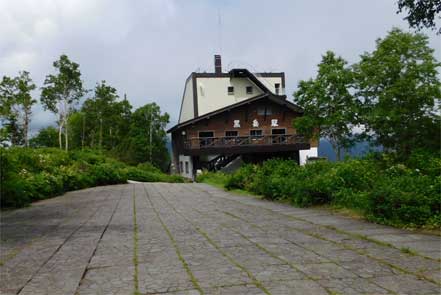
{"left": 196, "top": 171, "right": 230, "bottom": 187}
{"left": 225, "top": 164, "right": 257, "bottom": 191}
{"left": 366, "top": 174, "right": 440, "bottom": 225}
{"left": 0, "top": 148, "right": 183, "bottom": 208}
{"left": 203, "top": 154, "right": 441, "bottom": 227}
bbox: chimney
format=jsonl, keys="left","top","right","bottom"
{"left": 214, "top": 55, "right": 222, "bottom": 74}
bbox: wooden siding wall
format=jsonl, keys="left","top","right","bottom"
{"left": 182, "top": 100, "right": 318, "bottom": 147}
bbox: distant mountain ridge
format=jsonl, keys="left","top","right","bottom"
{"left": 318, "top": 139, "right": 380, "bottom": 161}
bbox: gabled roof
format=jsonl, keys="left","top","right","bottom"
{"left": 167, "top": 93, "right": 303, "bottom": 133}
{"left": 228, "top": 69, "right": 274, "bottom": 93}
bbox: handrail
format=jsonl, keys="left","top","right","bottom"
{"left": 184, "top": 134, "right": 307, "bottom": 149}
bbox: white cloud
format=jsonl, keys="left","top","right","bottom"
{"left": 0, "top": 0, "right": 439, "bottom": 131}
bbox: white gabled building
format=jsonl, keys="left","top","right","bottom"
{"left": 168, "top": 55, "right": 318, "bottom": 179}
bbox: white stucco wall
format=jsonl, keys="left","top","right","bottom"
{"left": 178, "top": 155, "right": 193, "bottom": 179}
{"left": 256, "top": 76, "right": 283, "bottom": 94}
{"left": 196, "top": 77, "right": 264, "bottom": 116}
{"left": 179, "top": 77, "right": 194, "bottom": 123}
{"left": 179, "top": 74, "right": 284, "bottom": 122}
{"left": 299, "top": 147, "right": 318, "bottom": 165}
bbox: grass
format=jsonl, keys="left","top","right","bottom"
{"left": 400, "top": 247, "right": 417, "bottom": 256}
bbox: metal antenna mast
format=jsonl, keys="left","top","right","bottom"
{"left": 217, "top": 7, "right": 222, "bottom": 54}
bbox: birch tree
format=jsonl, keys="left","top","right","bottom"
{"left": 41, "top": 55, "right": 86, "bottom": 151}
{"left": 0, "top": 72, "right": 36, "bottom": 147}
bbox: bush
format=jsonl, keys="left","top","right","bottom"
{"left": 0, "top": 147, "right": 184, "bottom": 208}
{"left": 205, "top": 154, "right": 441, "bottom": 227}
{"left": 225, "top": 164, "right": 257, "bottom": 191}
{"left": 197, "top": 171, "right": 230, "bottom": 187}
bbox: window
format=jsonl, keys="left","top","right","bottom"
{"left": 246, "top": 86, "right": 253, "bottom": 94}
{"left": 225, "top": 131, "right": 238, "bottom": 137}
{"left": 272, "top": 128, "right": 286, "bottom": 143}
{"left": 257, "top": 107, "right": 272, "bottom": 116}
{"left": 228, "top": 86, "right": 234, "bottom": 95}
{"left": 250, "top": 130, "right": 263, "bottom": 137}
{"left": 275, "top": 83, "right": 280, "bottom": 94}
{"left": 198, "top": 131, "right": 214, "bottom": 138}
{"left": 272, "top": 128, "right": 286, "bottom": 135}
{"left": 185, "top": 161, "right": 189, "bottom": 174}
{"left": 199, "top": 131, "right": 214, "bottom": 147}
{"left": 179, "top": 161, "right": 183, "bottom": 173}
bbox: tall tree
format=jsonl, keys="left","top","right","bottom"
{"left": 0, "top": 72, "right": 36, "bottom": 147}
{"left": 29, "top": 126, "right": 59, "bottom": 148}
{"left": 293, "top": 51, "right": 358, "bottom": 161}
{"left": 0, "top": 76, "right": 20, "bottom": 146}
{"left": 397, "top": 0, "right": 441, "bottom": 34}
{"left": 41, "top": 55, "right": 86, "bottom": 151}
{"left": 354, "top": 28, "right": 441, "bottom": 158}
{"left": 126, "top": 103, "right": 170, "bottom": 170}
{"left": 16, "top": 72, "right": 36, "bottom": 147}
{"left": 80, "top": 82, "right": 132, "bottom": 150}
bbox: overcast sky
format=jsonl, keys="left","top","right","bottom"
{"left": 1, "top": 0, "right": 439, "bottom": 133}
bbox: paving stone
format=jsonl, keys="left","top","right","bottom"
{"left": 192, "top": 265, "right": 251, "bottom": 288}
{"left": 137, "top": 263, "right": 195, "bottom": 293}
{"left": 296, "top": 262, "right": 359, "bottom": 280}
{"left": 317, "top": 278, "right": 390, "bottom": 294}
{"left": 75, "top": 265, "right": 135, "bottom": 295}
{"left": 372, "top": 274, "right": 440, "bottom": 295}
{"left": 1, "top": 183, "right": 440, "bottom": 294}
{"left": 204, "top": 284, "right": 264, "bottom": 295}
{"left": 263, "top": 279, "right": 329, "bottom": 295}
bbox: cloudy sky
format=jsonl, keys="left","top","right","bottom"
{"left": 1, "top": 0, "right": 439, "bottom": 133}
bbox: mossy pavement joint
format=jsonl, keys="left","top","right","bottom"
{"left": 141, "top": 184, "right": 204, "bottom": 295}
{"left": 180, "top": 184, "right": 398, "bottom": 295}
{"left": 194, "top": 184, "right": 440, "bottom": 286}
{"left": 0, "top": 187, "right": 107, "bottom": 266}
{"left": 132, "top": 185, "right": 141, "bottom": 295}
{"left": 202, "top": 209, "right": 336, "bottom": 295}
{"left": 208, "top": 184, "right": 438, "bottom": 262}
{"left": 3, "top": 183, "right": 438, "bottom": 294}
{"left": 151, "top": 184, "right": 272, "bottom": 295}
{"left": 74, "top": 187, "right": 126, "bottom": 295}
{"left": 224, "top": 204, "right": 439, "bottom": 287}
{"left": 219, "top": 210, "right": 398, "bottom": 295}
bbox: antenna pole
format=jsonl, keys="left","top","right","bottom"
{"left": 217, "top": 8, "right": 222, "bottom": 54}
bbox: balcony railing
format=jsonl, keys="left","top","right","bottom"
{"left": 184, "top": 134, "right": 308, "bottom": 150}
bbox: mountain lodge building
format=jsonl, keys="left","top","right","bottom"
{"left": 168, "top": 55, "right": 318, "bottom": 178}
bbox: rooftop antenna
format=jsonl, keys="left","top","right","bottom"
{"left": 217, "top": 7, "right": 222, "bottom": 55}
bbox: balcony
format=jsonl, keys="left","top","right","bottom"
{"left": 183, "top": 134, "right": 310, "bottom": 155}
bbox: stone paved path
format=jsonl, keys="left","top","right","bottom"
{"left": 1, "top": 183, "right": 440, "bottom": 295}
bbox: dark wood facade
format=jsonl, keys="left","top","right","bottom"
{"left": 170, "top": 98, "right": 318, "bottom": 169}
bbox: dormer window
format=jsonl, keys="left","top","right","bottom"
{"left": 275, "top": 83, "right": 280, "bottom": 94}
{"left": 246, "top": 86, "right": 253, "bottom": 94}
{"left": 228, "top": 86, "right": 234, "bottom": 95}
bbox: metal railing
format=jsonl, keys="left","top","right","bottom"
{"left": 184, "top": 134, "right": 307, "bottom": 149}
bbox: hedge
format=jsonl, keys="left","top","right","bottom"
{"left": 0, "top": 148, "right": 184, "bottom": 208}
{"left": 198, "top": 152, "right": 441, "bottom": 227}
